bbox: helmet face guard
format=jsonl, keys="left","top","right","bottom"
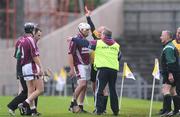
{"left": 78, "top": 22, "right": 90, "bottom": 31}
{"left": 24, "top": 22, "right": 37, "bottom": 34}
{"left": 78, "top": 22, "right": 90, "bottom": 37}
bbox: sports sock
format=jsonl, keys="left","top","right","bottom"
{"left": 79, "top": 105, "right": 83, "bottom": 110}
{"left": 163, "top": 94, "right": 172, "bottom": 112}
{"left": 70, "top": 101, "right": 74, "bottom": 108}
{"left": 172, "top": 95, "right": 180, "bottom": 112}
{"left": 73, "top": 99, "right": 78, "bottom": 106}
{"left": 23, "top": 101, "right": 29, "bottom": 107}
{"left": 25, "top": 99, "right": 30, "bottom": 104}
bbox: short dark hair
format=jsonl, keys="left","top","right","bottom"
{"left": 34, "top": 27, "right": 42, "bottom": 34}
{"left": 102, "top": 28, "right": 112, "bottom": 38}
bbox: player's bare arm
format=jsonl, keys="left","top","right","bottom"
{"left": 33, "top": 56, "right": 44, "bottom": 76}
{"left": 68, "top": 54, "right": 75, "bottom": 77}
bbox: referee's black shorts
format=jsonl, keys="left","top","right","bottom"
{"left": 90, "top": 64, "right": 97, "bottom": 83}
{"left": 162, "top": 72, "right": 175, "bottom": 87}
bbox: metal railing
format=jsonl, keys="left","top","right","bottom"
{"left": 2, "top": 72, "right": 163, "bottom": 101}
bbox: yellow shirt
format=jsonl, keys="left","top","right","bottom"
{"left": 90, "top": 30, "right": 101, "bottom": 64}
{"left": 93, "top": 30, "right": 101, "bottom": 39}
{"left": 94, "top": 40, "right": 120, "bottom": 71}
{"left": 172, "top": 40, "right": 180, "bottom": 54}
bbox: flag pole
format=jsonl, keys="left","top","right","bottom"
{"left": 149, "top": 75, "right": 156, "bottom": 117}
{"left": 119, "top": 75, "right": 125, "bottom": 113}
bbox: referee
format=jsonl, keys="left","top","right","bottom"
{"left": 160, "top": 30, "right": 180, "bottom": 116}
{"left": 69, "top": 27, "right": 121, "bottom": 115}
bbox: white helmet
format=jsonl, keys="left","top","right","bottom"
{"left": 78, "top": 22, "right": 90, "bottom": 31}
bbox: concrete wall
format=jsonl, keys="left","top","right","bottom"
{"left": 0, "top": 0, "right": 124, "bottom": 95}
{"left": 0, "top": 48, "right": 17, "bottom": 95}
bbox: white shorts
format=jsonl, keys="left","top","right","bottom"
{"left": 75, "top": 64, "right": 91, "bottom": 81}
{"left": 22, "top": 63, "right": 40, "bottom": 81}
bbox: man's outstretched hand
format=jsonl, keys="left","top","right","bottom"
{"left": 85, "top": 6, "right": 91, "bottom": 17}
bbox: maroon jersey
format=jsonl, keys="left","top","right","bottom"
{"left": 14, "top": 36, "right": 24, "bottom": 59}
{"left": 20, "top": 35, "right": 40, "bottom": 66}
{"left": 68, "top": 34, "right": 90, "bottom": 66}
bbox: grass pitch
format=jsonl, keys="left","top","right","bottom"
{"left": 0, "top": 96, "right": 162, "bottom": 117}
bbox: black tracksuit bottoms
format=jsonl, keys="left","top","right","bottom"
{"left": 7, "top": 76, "right": 28, "bottom": 111}
{"left": 95, "top": 67, "right": 119, "bottom": 114}
{"left": 7, "top": 63, "right": 38, "bottom": 111}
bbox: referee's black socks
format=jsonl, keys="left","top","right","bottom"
{"left": 172, "top": 95, "right": 180, "bottom": 112}
{"left": 163, "top": 94, "right": 172, "bottom": 112}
